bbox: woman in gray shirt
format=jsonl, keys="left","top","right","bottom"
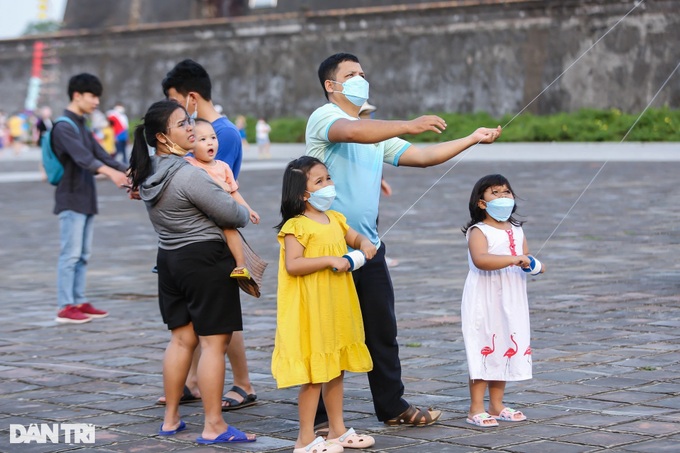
{"left": 128, "top": 100, "right": 256, "bottom": 444}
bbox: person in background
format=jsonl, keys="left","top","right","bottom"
{"left": 255, "top": 117, "right": 271, "bottom": 159}
{"left": 101, "top": 118, "right": 116, "bottom": 155}
{"left": 0, "top": 110, "right": 7, "bottom": 150}
{"left": 8, "top": 112, "right": 25, "bottom": 155}
{"left": 235, "top": 115, "right": 249, "bottom": 151}
{"left": 52, "top": 73, "right": 129, "bottom": 324}
{"left": 35, "top": 106, "right": 53, "bottom": 147}
{"left": 159, "top": 58, "right": 257, "bottom": 411}
{"left": 107, "top": 103, "right": 129, "bottom": 164}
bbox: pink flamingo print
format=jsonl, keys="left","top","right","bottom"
{"left": 503, "top": 334, "right": 518, "bottom": 373}
{"left": 524, "top": 345, "right": 532, "bottom": 364}
{"left": 480, "top": 334, "right": 496, "bottom": 371}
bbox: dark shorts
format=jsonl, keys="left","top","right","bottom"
{"left": 157, "top": 241, "right": 242, "bottom": 336}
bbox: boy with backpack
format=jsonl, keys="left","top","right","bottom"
{"left": 51, "top": 73, "right": 129, "bottom": 324}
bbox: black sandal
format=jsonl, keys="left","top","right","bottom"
{"left": 384, "top": 404, "right": 442, "bottom": 427}
{"left": 221, "top": 385, "right": 257, "bottom": 411}
{"left": 155, "top": 385, "right": 200, "bottom": 405}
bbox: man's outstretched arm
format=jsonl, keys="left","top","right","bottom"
{"left": 398, "top": 125, "right": 502, "bottom": 168}
{"left": 327, "top": 115, "right": 448, "bottom": 144}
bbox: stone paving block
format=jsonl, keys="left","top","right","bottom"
{"left": 533, "top": 370, "right": 604, "bottom": 383}
{"left": 545, "top": 398, "right": 620, "bottom": 412}
{"left": 602, "top": 404, "right": 675, "bottom": 417}
{"left": 645, "top": 395, "right": 680, "bottom": 410}
{"left": 81, "top": 398, "right": 160, "bottom": 414}
{"left": 618, "top": 437, "right": 680, "bottom": 452}
{"left": 97, "top": 437, "right": 187, "bottom": 452}
{"left": 529, "top": 383, "right": 600, "bottom": 397}
{"left": 610, "top": 419, "right": 680, "bottom": 435}
{"left": 77, "top": 427, "right": 144, "bottom": 446}
{"left": 549, "top": 412, "right": 638, "bottom": 428}
{"left": 1, "top": 381, "right": 40, "bottom": 394}
{"left": 588, "top": 390, "right": 667, "bottom": 404}
{"left": 448, "top": 429, "right": 532, "bottom": 449}
{"left": 504, "top": 440, "right": 593, "bottom": 453}
{"left": 390, "top": 443, "right": 480, "bottom": 453}
{"left": 80, "top": 413, "right": 153, "bottom": 428}
{"left": 635, "top": 381, "right": 680, "bottom": 394}
{"left": 359, "top": 432, "right": 425, "bottom": 451}
{"left": 0, "top": 438, "right": 74, "bottom": 453}
{"left": 560, "top": 431, "right": 646, "bottom": 448}
{"left": 507, "top": 391, "right": 567, "bottom": 405}
{"left": 579, "top": 375, "right": 652, "bottom": 390}
{"left": 35, "top": 407, "right": 109, "bottom": 422}
{"left": 500, "top": 422, "right": 587, "bottom": 439}
{"left": 228, "top": 417, "right": 298, "bottom": 437}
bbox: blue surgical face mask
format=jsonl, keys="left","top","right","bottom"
{"left": 185, "top": 96, "right": 197, "bottom": 120}
{"left": 332, "top": 76, "right": 370, "bottom": 107}
{"left": 306, "top": 185, "right": 336, "bottom": 212}
{"left": 484, "top": 198, "right": 515, "bottom": 222}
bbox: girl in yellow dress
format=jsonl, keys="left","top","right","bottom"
{"left": 273, "top": 156, "right": 377, "bottom": 453}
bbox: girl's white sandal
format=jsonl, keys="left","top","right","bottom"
{"left": 326, "top": 428, "right": 375, "bottom": 449}
{"left": 293, "top": 436, "right": 345, "bottom": 453}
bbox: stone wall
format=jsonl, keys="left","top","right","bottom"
{"left": 0, "top": 0, "right": 677, "bottom": 121}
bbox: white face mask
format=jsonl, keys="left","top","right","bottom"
{"left": 306, "top": 185, "right": 336, "bottom": 211}
{"left": 484, "top": 198, "right": 515, "bottom": 222}
{"left": 185, "top": 96, "right": 197, "bottom": 120}
{"left": 331, "top": 75, "right": 370, "bottom": 107}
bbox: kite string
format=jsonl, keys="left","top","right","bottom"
{"left": 379, "top": 0, "right": 646, "bottom": 241}
{"left": 533, "top": 59, "right": 680, "bottom": 257}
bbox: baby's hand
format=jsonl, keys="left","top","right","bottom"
{"left": 249, "top": 210, "right": 260, "bottom": 224}
{"left": 329, "top": 256, "right": 351, "bottom": 272}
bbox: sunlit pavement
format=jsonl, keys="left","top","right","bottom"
{"left": 1, "top": 142, "right": 679, "bottom": 452}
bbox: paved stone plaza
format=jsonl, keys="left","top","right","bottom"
{"left": 1, "top": 143, "right": 679, "bottom": 452}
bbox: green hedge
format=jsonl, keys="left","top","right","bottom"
{"left": 259, "top": 108, "right": 680, "bottom": 143}
{"left": 131, "top": 108, "right": 680, "bottom": 143}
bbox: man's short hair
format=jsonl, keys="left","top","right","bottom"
{"left": 67, "top": 73, "right": 103, "bottom": 100}
{"left": 317, "top": 53, "right": 360, "bottom": 100}
{"left": 162, "top": 59, "right": 212, "bottom": 101}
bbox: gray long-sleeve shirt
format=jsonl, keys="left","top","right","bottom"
{"left": 52, "top": 109, "right": 128, "bottom": 215}
{"left": 140, "top": 154, "right": 249, "bottom": 250}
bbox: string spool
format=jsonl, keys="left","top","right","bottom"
{"left": 522, "top": 256, "right": 542, "bottom": 276}
{"left": 333, "top": 250, "right": 367, "bottom": 272}
{"left": 343, "top": 250, "right": 366, "bottom": 271}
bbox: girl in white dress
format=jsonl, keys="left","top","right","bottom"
{"left": 461, "top": 174, "right": 545, "bottom": 428}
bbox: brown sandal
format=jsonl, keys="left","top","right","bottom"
{"left": 384, "top": 404, "right": 442, "bottom": 427}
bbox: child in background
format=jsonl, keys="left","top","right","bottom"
{"left": 273, "top": 156, "right": 377, "bottom": 453}
{"left": 461, "top": 174, "right": 544, "bottom": 427}
{"left": 235, "top": 115, "right": 249, "bottom": 150}
{"left": 185, "top": 119, "right": 261, "bottom": 292}
{"left": 255, "top": 117, "right": 271, "bottom": 159}
{"left": 101, "top": 118, "right": 116, "bottom": 154}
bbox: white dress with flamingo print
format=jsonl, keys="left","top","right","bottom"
{"left": 461, "top": 222, "right": 532, "bottom": 381}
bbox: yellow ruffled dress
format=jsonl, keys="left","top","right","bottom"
{"left": 272, "top": 211, "right": 373, "bottom": 388}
